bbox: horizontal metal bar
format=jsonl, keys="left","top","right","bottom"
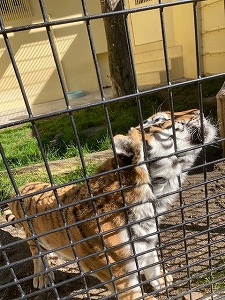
{"left": 1, "top": 72, "right": 225, "bottom": 131}
{"left": 0, "top": 0, "right": 224, "bottom": 298}
{"left": 0, "top": 0, "right": 204, "bottom": 35}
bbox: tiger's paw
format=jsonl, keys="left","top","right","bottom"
{"left": 33, "top": 271, "right": 55, "bottom": 289}
{"left": 151, "top": 270, "right": 173, "bottom": 291}
{"left": 145, "top": 296, "right": 157, "bottom": 300}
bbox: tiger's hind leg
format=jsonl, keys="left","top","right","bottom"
{"left": 27, "top": 239, "right": 55, "bottom": 289}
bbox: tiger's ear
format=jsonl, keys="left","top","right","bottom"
{"left": 113, "top": 134, "right": 135, "bottom": 165}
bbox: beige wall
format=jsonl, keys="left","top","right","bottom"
{"left": 128, "top": 0, "right": 175, "bottom": 48}
{"left": 173, "top": 3, "right": 197, "bottom": 78}
{"left": 200, "top": 0, "right": 225, "bottom": 74}
{"left": 129, "top": 0, "right": 162, "bottom": 46}
{"left": 0, "top": 0, "right": 107, "bottom": 112}
{"left": 173, "top": 0, "right": 225, "bottom": 77}
{"left": 127, "top": 0, "right": 184, "bottom": 85}
{"left": 0, "top": 0, "right": 225, "bottom": 113}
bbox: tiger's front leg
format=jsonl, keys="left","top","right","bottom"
{"left": 142, "top": 248, "right": 173, "bottom": 291}
{"left": 27, "top": 239, "right": 55, "bottom": 289}
{"left": 114, "top": 271, "right": 157, "bottom": 300}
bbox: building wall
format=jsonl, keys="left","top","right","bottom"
{"left": 0, "top": 0, "right": 108, "bottom": 112}
{"left": 127, "top": 0, "right": 184, "bottom": 85}
{"left": 127, "top": 0, "right": 225, "bottom": 81}
{"left": 200, "top": 0, "right": 225, "bottom": 74}
{"left": 0, "top": 0, "right": 225, "bottom": 113}
{"left": 172, "top": 3, "right": 197, "bottom": 78}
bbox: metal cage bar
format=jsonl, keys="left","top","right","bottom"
{"left": 0, "top": 0, "right": 225, "bottom": 299}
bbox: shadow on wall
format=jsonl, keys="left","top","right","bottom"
{"left": 0, "top": 19, "right": 99, "bottom": 113}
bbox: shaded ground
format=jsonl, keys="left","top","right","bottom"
{"left": 1, "top": 159, "right": 225, "bottom": 300}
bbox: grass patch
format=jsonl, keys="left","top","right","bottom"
{"left": 0, "top": 124, "right": 110, "bottom": 171}
{"left": 0, "top": 125, "right": 42, "bottom": 170}
{"left": 35, "top": 94, "right": 161, "bottom": 155}
{"left": 36, "top": 76, "right": 225, "bottom": 157}
{"left": 1, "top": 76, "right": 222, "bottom": 172}
{"left": 0, "top": 76, "right": 224, "bottom": 201}
{"left": 195, "top": 257, "right": 225, "bottom": 292}
{"left": 0, "top": 162, "right": 99, "bottom": 202}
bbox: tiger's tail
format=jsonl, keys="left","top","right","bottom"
{"left": 1, "top": 204, "right": 21, "bottom": 229}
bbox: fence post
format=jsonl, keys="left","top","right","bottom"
{"left": 216, "top": 81, "right": 225, "bottom": 156}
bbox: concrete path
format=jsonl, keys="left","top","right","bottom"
{"left": 0, "top": 87, "right": 113, "bottom": 126}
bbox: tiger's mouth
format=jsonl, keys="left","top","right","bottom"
{"left": 190, "top": 126, "right": 203, "bottom": 144}
{"left": 189, "top": 118, "right": 216, "bottom": 144}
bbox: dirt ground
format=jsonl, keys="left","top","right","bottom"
{"left": 1, "top": 159, "right": 225, "bottom": 300}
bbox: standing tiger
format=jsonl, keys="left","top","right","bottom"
{"left": 3, "top": 109, "right": 216, "bottom": 300}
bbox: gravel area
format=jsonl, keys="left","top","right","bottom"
{"left": 1, "top": 160, "right": 225, "bottom": 300}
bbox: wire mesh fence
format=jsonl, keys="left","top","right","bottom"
{"left": 0, "top": 0, "right": 225, "bottom": 299}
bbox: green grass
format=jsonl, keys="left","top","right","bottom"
{"left": 0, "top": 76, "right": 224, "bottom": 202}
{"left": 2, "top": 76, "right": 221, "bottom": 172}
{"left": 35, "top": 95, "right": 160, "bottom": 155}
{"left": 0, "top": 124, "right": 110, "bottom": 171}
{"left": 195, "top": 257, "right": 225, "bottom": 292}
{"left": 0, "top": 162, "right": 99, "bottom": 202}
{"left": 35, "top": 76, "right": 225, "bottom": 157}
{"left": 0, "top": 125, "right": 42, "bottom": 170}
{"left": 0, "top": 123, "right": 104, "bottom": 202}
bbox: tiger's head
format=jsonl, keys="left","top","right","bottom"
{"left": 132, "top": 109, "right": 217, "bottom": 202}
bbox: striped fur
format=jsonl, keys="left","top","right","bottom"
{"left": 3, "top": 109, "right": 216, "bottom": 300}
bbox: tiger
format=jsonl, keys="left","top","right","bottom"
{"left": 2, "top": 109, "right": 216, "bottom": 300}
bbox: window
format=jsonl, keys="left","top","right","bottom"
{"left": 135, "top": 0, "right": 152, "bottom": 5}
{"left": 0, "top": 0, "right": 32, "bottom": 21}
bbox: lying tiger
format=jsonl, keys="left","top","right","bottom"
{"left": 3, "top": 109, "right": 216, "bottom": 300}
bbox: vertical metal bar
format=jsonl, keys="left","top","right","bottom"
{"left": 120, "top": 0, "right": 149, "bottom": 152}
{"left": 193, "top": 1, "right": 213, "bottom": 298}
{"left": 37, "top": 1, "right": 92, "bottom": 297}
{"left": 117, "top": 4, "right": 170, "bottom": 294}
{"left": 114, "top": 1, "right": 149, "bottom": 295}
{"left": 37, "top": 0, "right": 71, "bottom": 109}
{"left": 79, "top": 1, "right": 119, "bottom": 296}
{"left": 0, "top": 240, "right": 26, "bottom": 298}
{"left": 0, "top": 12, "right": 61, "bottom": 298}
{"left": 157, "top": 2, "right": 183, "bottom": 297}
{"left": 0, "top": 15, "right": 33, "bottom": 118}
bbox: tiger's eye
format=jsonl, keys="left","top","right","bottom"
{"left": 143, "top": 119, "right": 149, "bottom": 125}
{"left": 154, "top": 117, "right": 166, "bottom": 124}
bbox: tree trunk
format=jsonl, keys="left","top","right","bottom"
{"left": 100, "top": 0, "right": 136, "bottom": 97}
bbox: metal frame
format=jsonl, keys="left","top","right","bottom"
{"left": 0, "top": 0, "right": 225, "bottom": 299}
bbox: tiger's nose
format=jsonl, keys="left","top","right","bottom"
{"left": 194, "top": 109, "right": 200, "bottom": 115}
